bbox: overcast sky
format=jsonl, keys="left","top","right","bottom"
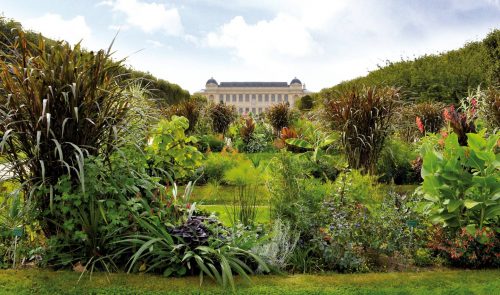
{"left": 1, "top": 0, "right": 499, "bottom": 93}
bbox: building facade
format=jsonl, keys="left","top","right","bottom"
{"left": 198, "top": 77, "right": 307, "bottom": 115}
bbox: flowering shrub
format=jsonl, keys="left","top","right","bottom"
{"left": 428, "top": 227, "right": 500, "bottom": 268}
{"left": 310, "top": 171, "right": 424, "bottom": 272}
{"left": 442, "top": 96, "right": 477, "bottom": 145}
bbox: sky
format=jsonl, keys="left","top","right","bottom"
{"left": 0, "top": 0, "right": 499, "bottom": 93}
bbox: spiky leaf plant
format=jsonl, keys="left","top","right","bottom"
{"left": 0, "top": 30, "right": 133, "bottom": 237}
{"left": 323, "top": 85, "right": 400, "bottom": 174}
{"left": 208, "top": 102, "right": 236, "bottom": 135}
{"left": 266, "top": 102, "right": 292, "bottom": 132}
{"left": 239, "top": 116, "right": 255, "bottom": 145}
{"left": 164, "top": 99, "right": 201, "bottom": 134}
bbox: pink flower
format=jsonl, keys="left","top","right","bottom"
{"left": 416, "top": 116, "right": 424, "bottom": 133}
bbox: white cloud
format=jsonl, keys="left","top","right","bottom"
{"left": 101, "top": 0, "right": 183, "bottom": 35}
{"left": 146, "top": 39, "right": 164, "bottom": 48}
{"left": 23, "top": 13, "right": 91, "bottom": 45}
{"left": 206, "top": 14, "right": 322, "bottom": 65}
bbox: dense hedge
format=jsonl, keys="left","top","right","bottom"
{"left": 321, "top": 29, "right": 499, "bottom": 104}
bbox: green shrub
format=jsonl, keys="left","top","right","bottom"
{"left": 268, "top": 152, "right": 329, "bottom": 237}
{"left": 198, "top": 134, "right": 225, "bottom": 153}
{"left": 297, "top": 95, "right": 314, "bottom": 111}
{"left": 199, "top": 152, "right": 241, "bottom": 184}
{"left": 413, "top": 248, "right": 433, "bottom": 267}
{"left": 377, "top": 137, "right": 419, "bottom": 184}
{"left": 43, "top": 152, "right": 161, "bottom": 271}
{"left": 146, "top": 116, "right": 203, "bottom": 181}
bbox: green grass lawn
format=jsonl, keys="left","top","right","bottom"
{"left": 198, "top": 204, "right": 271, "bottom": 225}
{"left": 185, "top": 184, "right": 270, "bottom": 205}
{"left": 0, "top": 269, "right": 498, "bottom": 294}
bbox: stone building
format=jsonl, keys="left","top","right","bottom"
{"left": 197, "top": 77, "right": 307, "bottom": 115}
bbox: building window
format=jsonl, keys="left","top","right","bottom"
{"left": 265, "top": 94, "right": 269, "bottom": 102}
{"left": 252, "top": 94, "right": 256, "bottom": 100}
{"left": 271, "top": 94, "right": 275, "bottom": 102}
{"left": 239, "top": 94, "right": 243, "bottom": 102}
{"left": 232, "top": 94, "right": 236, "bottom": 102}
{"left": 258, "top": 94, "right": 262, "bottom": 102}
{"left": 258, "top": 107, "right": 262, "bottom": 113}
{"left": 239, "top": 108, "right": 243, "bottom": 114}
{"left": 245, "top": 107, "right": 249, "bottom": 113}
{"left": 284, "top": 94, "right": 288, "bottom": 102}
{"left": 245, "top": 94, "right": 249, "bottom": 101}
{"left": 252, "top": 107, "right": 256, "bottom": 114}
{"left": 277, "top": 94, "right": 282, "bottom": 102}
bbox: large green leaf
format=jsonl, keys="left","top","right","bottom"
{"left": 447, "top": 200, "right": 462, "bottom": 212}
{"left": 467, "top": 133, "right": 486, "bottom": 151}
{"left": 464, "top": 199, "right": 481, "bottom": 209}
{"left": 285, "top": 138, "right": 313, "bottom": 149}
{"left": 421, "top": 150, "right": 441, "bottom": 178}
{"left": 484, "top": 205, "right": 500, "bottom": 219}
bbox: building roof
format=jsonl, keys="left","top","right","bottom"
{"left": 219, "top": 82, "right": 289, "bottom": 88}
{"left": 290, "top": 77, "right": 302, "bottom": 84}
{"left": 206, "top": 77, "right": 218, "bottom": 85}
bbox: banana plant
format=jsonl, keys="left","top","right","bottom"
{"left": 285, "top": 131, "right": 339, "bottom": 162}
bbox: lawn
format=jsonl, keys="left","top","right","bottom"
{"left": 0, "top": 269, "right": 498, "bottom": 294}
{"left": 198, "top": 204, "right": 271, "bottom": 225}
{"left": 184, "top": 184, "right": 271, "bottom": 205}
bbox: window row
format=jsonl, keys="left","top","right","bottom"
{"left": 238, "top": 107, "right": 269, "bottom": 115}
{"left": 220, "top": 93, "right": 288, "bottom": 103}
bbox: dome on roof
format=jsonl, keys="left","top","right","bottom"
{"left": 206, "top": 77, "right": 218, "bottom": 85}
{"left": 290, "top": 77, "right": 302, "bottom": 85}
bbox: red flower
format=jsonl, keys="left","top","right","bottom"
{"left": 471, "top": 98, "right": 477, "bottom": 107}
{"left": 443, "top": 106, "right": 454, "bottom": 122}
{"left": 186, "top": 203, "right": 191, "bottom": 209}
{"left": 416, "top": 116, "right": 424, "bottom": 133}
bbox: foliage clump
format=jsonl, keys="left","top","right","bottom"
{"left": 208, "top": 102, "right": 237, "bottom": 135}
{"left": 266, "top": 103, "right": 294, "bottom": 132}
{"left": 323, "top": 85, "right": 400, "bottom": 174}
